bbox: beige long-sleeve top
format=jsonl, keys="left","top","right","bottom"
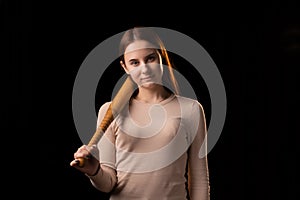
{"left": 88, "top": 94, "right": 210, "bottom": 200}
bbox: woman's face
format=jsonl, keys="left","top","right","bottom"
{"left": 121, "top": 40, "right": 163, "bottom": 88}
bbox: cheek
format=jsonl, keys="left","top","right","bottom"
{"left": 151, "top": 64, "right": 163, "bottom": 78}
{"left": 128, "top": 67, "right": 141, "bottom": 83}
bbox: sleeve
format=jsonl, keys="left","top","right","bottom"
{"left": 87, "top": 102, "right": 117, "bottom": 193}
{"left": 187, "top": 101, "right": 210, "bottom": 200}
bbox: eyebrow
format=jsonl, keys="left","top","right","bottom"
{"left": 128, "top": 52, "right": 157, "bottom": 63}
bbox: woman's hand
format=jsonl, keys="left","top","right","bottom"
{"left": 70, "top": 145, "right": 100, "bottom": 176}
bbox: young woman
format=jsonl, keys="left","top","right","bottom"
{"left": 70, "top": 27, "right": 210, "bottom": 200}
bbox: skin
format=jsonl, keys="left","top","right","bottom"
{"left": 70, "top": 144, "right": 100, "bottom": 176}
{"left": 121, "top": 40, "right": 171, "bottom": 103}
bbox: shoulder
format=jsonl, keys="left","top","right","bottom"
{"left": 174, "top": 95, "right": 206, "bottom": 122}
{"left": 98, "top": 101, "right": 112, "bottom": 116}
{"left": 174, "top": 95, "right": 204, "bottom": 111}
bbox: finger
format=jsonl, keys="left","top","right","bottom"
{"left": 76, "top": 145, "right": 88, "bottom": 153}
{"left": 74, "top": 149, "right": 91, "bottom": 159}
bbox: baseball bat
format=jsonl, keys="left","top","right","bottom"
{"left": 75, "top": 75, "right": 136, "bottom": 167}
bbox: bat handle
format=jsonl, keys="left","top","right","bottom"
{"left": 75, "top": 105, "right": 113, "bottom": 167}
{"left": 73, "top": 76, "right": 135, "bottom": 168}
{"left": 75, "top": 127, "right": 106, "bottom": 168}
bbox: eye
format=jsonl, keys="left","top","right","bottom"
{"left": 147, "top": 55, "right": 156, "bottom": 63}
{"left": 129, "top": 60, "right": 139, "bottom": 66}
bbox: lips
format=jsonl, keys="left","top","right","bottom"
{"left": 140, "top": 75, "right": 153, "bottom": 81}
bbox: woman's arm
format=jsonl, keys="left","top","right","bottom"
{"left": 87, "top": 164, "right": 117, "bottom": 193}
{"left": 187, "top": 102, "right": 210, "bottom": 200}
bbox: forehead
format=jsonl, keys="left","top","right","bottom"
{"left": 124, "top": 40, "right": 157, "bottom": 61}
{"left": 124, "top": 40, "right": 158, "bottom": 54}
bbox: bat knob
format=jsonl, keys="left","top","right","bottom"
{"left": 75, "top": 157, "right": 85, "bottom": 167}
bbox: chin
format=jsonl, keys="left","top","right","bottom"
{"left": 140, "top": 82, "right": 157, "bottom": 88}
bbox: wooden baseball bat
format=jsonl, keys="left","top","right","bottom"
{"left": 75, "top": 75, "right": 136, "bottom": 167}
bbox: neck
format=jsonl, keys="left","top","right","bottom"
{"left": 135, "top": 85, "right": 171, "bottom": 104}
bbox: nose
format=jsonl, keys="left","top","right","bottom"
{"left": 141, "top": 63, "right": 150, "bottom": 74}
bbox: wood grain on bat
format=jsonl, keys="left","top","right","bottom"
{"left": 76, "top": 76, "right": 136, "bottom": 167}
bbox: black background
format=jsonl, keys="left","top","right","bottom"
{"left": 4, "top": 0, "right": 300, "bottom": 199}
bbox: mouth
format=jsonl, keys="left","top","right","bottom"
{"left": 140, "top": 76, "right": 153, "bottom": 82}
